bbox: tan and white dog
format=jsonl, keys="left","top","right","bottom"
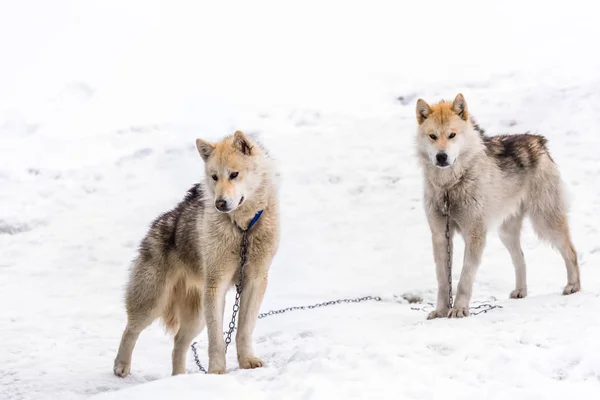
{"left": 114, "top": 130, "right": 280, "bottom": 376}
{"left": 415, "top": 94, "right": 581, "bottom": 319}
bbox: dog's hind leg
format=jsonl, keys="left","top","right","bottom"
{"left": 528, "top": 165, "right": 581, "bottom": 295}
{"left": 499, "top": 209, "right": 528, "bottom": 299}
{"left": 171, "top": 287, "right": 205, "bottom": 375}
{"left": 114, "top": 261, "right": 168, "bottom": 377}
{"left": 530, "top": 208, "right": 581, "bottom": 295}
{"left": 114, "top": 314, "right": 154, "bottom": 378}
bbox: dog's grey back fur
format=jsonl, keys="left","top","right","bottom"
{"left": 139, "top": 184, "right": 205, "bottom": 274}
{"left": 483, "top": 132, "right": 552, "bottom": 173}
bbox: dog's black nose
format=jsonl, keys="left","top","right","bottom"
{"left": 436, "top": 152, "right": 448, "bottom": 164}
{"left": 215, "top": 199, "right": 228, "bottom": 211}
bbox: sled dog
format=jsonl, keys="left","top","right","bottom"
{"left": 415, "top": 94, "right": 581, "bottom": 319}
{"left": 114, "top": 130, "right": 280, "bottom": 376}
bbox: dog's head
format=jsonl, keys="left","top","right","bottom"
{"left": 196, "top": 130, "right": 265, "bottom": 213}
{"left": 415, "top": 93, "right": 479, "bottom": 168}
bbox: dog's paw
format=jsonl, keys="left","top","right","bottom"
{"left": 510, "top": 288, "right": 527, "bottom": 299}
{"left": 427, "top": 309, "right": 449, "bottom": 320}
{"left": 208, "top": 353, "right": 226, "bottom": 374}
{"left": 563, "top": 282, "right": 581, "bottom": 295}
{"left": 113, "top": 360, "right": 131, "bottom": 378}
{"left": 239, "top": 356, "right": 264, "bottom": 369}
{"left": 447, "top": 306, "right": 470, "bottom": 318}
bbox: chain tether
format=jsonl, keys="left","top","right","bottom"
{"left": 443, "top": 190, "right": 453, "bottom": 310}
{"left": 257, "top": 296, "right": 382, "bottom": 319}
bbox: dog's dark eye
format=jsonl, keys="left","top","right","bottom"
{"left": 449, "top": 132, "right": 456, "bottom": 139}
{"left": 211, "top": 174, "right": 218, "bottom": 181}
{"left": 229, "top": 172, "right": 239, "bottom": 180}
{"left": 429, "top": 134, "right": 437, "bottom": 140}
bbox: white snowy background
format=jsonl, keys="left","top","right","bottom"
{"left": 1, "top": 1, "right": 599, "bottom": 399}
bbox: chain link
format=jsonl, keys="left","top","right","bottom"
{"left": 410, "top": 301, "right": 502, "bottom": 315}
{"left": 469, "top": 303, "right": 502, "bottom": 315}
{"left": 257, "top": 296, "right": 382, "bottom": 319}
{"left": 224, "top": 231, "right": 248, "bottom": 350}
{"left": 190, "top": 342, "right": 207, "bottom": 374}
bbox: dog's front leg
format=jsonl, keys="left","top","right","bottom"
{"left": 427, "top": 212, "right": 454, "bottom": 320}
{"left": 236, "top": 270, "right": 268, "bottom": 369}
{"left": 450, "top": 225, "right": 486, "bottom": 318}
{"left": 205, "top": 272, "right": 229, "bottom": 374}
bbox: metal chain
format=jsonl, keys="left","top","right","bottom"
{"left": 190, "top": 342, "right": 207, "bottom": 374}
{"left": 257, "top": 296, "right": 382, "bottom": 319}
{"left": 443, "top": 190, "right": 453, "bottom": 310}
{"left": 224, "top": 231, "right": 248, "bottom": 350}
{"left": 469, "top": 303, "right": 502, "bottom": 315}
{"left": 410, "top": 300, "right": 502, "bottom": 316}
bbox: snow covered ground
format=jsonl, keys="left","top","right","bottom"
{"left": 1, "top": 1, "right": 600, "bottom": 399}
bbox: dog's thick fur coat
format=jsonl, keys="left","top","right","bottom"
{"left": 416, "top": 94, "right": 581, "bottom": 319}
{"left": 114, "top": 131, "right": 280, "bottom": 376}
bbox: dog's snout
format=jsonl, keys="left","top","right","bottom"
{"left": 436, "top": 152, "right": 448, "bottom": 164}
{"left": 215, "top": 199, "right": 228, "bottom": 211}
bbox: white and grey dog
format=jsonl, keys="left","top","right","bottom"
{"left": 415, "top": 94, "right": 581, "bottom": 319}
{"left": 114, "top": 131, "right": 280, "bottom": 376}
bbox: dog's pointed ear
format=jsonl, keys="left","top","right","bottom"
{"left": 233, "top": 130, "right": 253, "bottom": 156}
{"left": 416, "top": 99, "right": 432, "bottom": 125}
{"left": 196, "top": 138, "right": 215, "bottom": 161}
{"left": 452, "top": 93, "right": 468, "bottom": 121}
